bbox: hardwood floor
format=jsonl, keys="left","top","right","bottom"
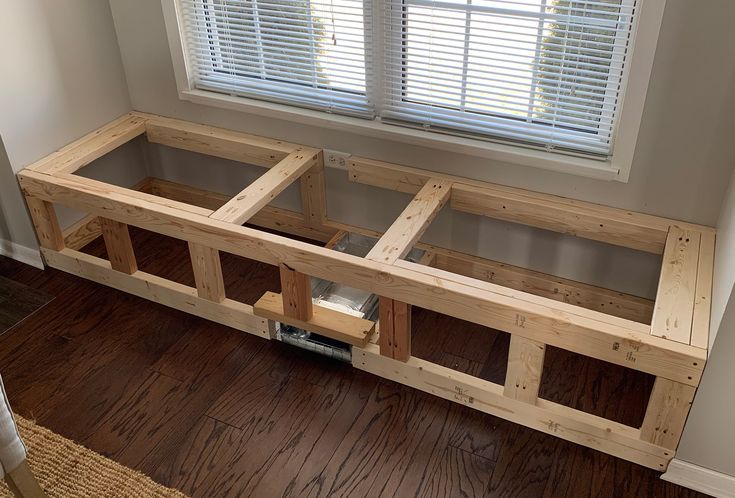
{"left": 0, "top": 275, "right": 52, "bottom": 335}
{"left": 0, "top": 228, "right": 708, "bottom": 497}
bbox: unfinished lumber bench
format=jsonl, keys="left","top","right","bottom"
{"left": 18, "top": 112, "right": 713, "bottom": 471}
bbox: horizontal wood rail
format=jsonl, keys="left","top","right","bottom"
{"left": 18, "top": 112, "right": 714, "bottom": 471}
{"left": 348, "top": 156, "right": 715, "bottom": 254}
{"left": 211, "top": 148, "right": 320, "bottom": 225}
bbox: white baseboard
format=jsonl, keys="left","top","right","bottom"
{"left": 0, "top": 239, "right": 44, "bottom": 270}
{"left": 663, "top": 459, "right": 735, "bottom": 498}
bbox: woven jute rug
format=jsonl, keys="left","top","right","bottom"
{"left": 0, "top": 416, "right": 187, "bottom": 498}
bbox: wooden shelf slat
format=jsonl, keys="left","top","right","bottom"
{"left": 254, "top": 291, "right": 375, "bottom": 347}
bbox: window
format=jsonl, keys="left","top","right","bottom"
{"left": 166, "top": 0, "right": 663, "bottom": 178}
{"left": 180, "top": 0, "right": 373, "bottom": 117}
{"left": 383, "top": 0, "right": 635, "bottom": 156}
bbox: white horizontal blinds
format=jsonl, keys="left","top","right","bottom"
{"left": 180, "top": 0, "right": 373, "bottom": 117}
{"left": 382, "top": 0, "right": 637, "bottom": 156}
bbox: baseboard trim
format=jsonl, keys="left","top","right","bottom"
{"left": 663, "top": 459, "right": 735, "bottom": 498}
{"left": 0, "top": 239, "right": 43, "bottom": 270}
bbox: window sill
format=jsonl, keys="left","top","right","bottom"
{"left": 181, "top": 89, "right": 623, "bottom": 182}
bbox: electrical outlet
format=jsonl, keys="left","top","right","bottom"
{"left": 323, "top": 149, "right": 351, "bottom": 170}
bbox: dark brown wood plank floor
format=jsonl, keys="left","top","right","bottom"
{"left": 0, "top": 228, "right": 709, "bottom": 498}
{"left": 0, "top": 274, "right": 52, "bottom": 335}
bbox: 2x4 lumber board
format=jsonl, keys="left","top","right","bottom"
{"left": 691, "top": 231, "right": 714, "bottom": 349}
{"left": 640, "top": 378, "right": 696, "bottom": 450}
{"left": 651, "top": 227, "right": 701, "bottom": 344}
{"left": 431, "top": 250, "right": 654, "bottom": 324}
{"left": 353, "top": 344, "right": 672, "bottom": 470}
{"left": 147, "top": 178, "right": 336, "bottom": 242}
{"left": 60, "top": 177, "right": 155, "bottom": 251}
{"left": 211, "top": 148, "right": 321, "bottom": 225}
{"left": 324, "top": 230, "right": 348, "bottom": 250}
{"left": 26, "top": 114, "right": 146, "bottom": 175}
{"left": 378, "top": 297, "right": 411, "bottom": 361}
{"left": 41, "top": 247, "right": 269, "bottom": 338}
{"left": 366, "top": 179, "right": 452, "bottom": 264}
{"left": 279, "top": 263, "right": 313, "bottom": 321}
{"left": 326, "top": 218, "right": 654, "bottom": 324}
{"left": 62, "top": 215, "right": 101, "bottom": 251}
{"left": 25, "top": 197, "right": 64, "bottom": 251}
{"left": 254, "top": 291, "right": 375, "bottom": 347}
{"left": 349, "top": 157, "right": 715, "bottom": 254}
{"left": 188, "top": 242, "right": 226, "bottom": 302}
{"left": 300, "top": 158, "right": 328, "bottom": 226}
{"left": 99, "top": 218, "right": 138, "bottom": 274}
{"left": 504, "top": 335, "right": 546, "bottom": 404}
{"left": 138, "top": 112, "right": 298, "bottom": 167}
{"left": 18, "top": 169, "right": 706, "bottom": 385}
{"left": 451, "top": 183, "right": 666, "bottom": 254}
{"left": 392, "top": 259, "right": 704, "bottom": 386}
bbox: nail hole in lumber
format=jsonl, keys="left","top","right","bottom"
{"left": 279, "top": 263, "right": 313, "bottom": 321}
{"left": 640, "top": 377, "right": 696, "bottom": 450}
{"left": 366, "top": 178, "right": 451, "bottom": 265}
{"left": 25, "top": 196, "right": 64, "bottom": 251}
{"left": 99, "top": 218, "right": 137, "bottom": 274}
{"left": 378, "top": 297, "right": 411, "bottom": 361}
{"left": 651, "top": 226, "right": 701, "bottom": 344}
{"left": 211, "top": 148, "right": 319, "bottom": 225}
{"left": 504, "top": 335, "right": 546, "bottom": 404}
{"left": 188, "top": 241, "right": 226, "bottom": 302}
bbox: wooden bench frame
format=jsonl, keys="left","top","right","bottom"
{"left": 17, "top": 112, "right": 713, "bottom": 471}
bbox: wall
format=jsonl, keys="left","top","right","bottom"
{"left": 673, "top": 167, "right": 735, "bottom": 485}
{"left": 710, "top": 169, "right": 735, "bottom": 347}
{"left": 108, "top": 0, "right": 735, "bottom": 298}
{"left": 0, "top": 0, "right": 139, "bottom": 263}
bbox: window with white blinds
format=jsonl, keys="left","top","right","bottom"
{"left": 382, "top": 0, "right": 637, "bottom": 156}
{"left": 179, "top": 0, "right": 373, "bottom": 117}
{"left": 177, "top": 0, "right": 640, "bottom": 158}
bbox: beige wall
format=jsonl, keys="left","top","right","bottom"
{"left": 0, "top": 0, "right": 137, "bottom": 254}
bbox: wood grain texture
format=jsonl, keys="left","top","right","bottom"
{"left": 99, "top": 218, "right": 137, "bottom": 274}
{"left": 432, "top": 249, "right": 654, "bottom": 324}
{"left": 377, "top": 297, "right": 412, "bottom": 361}
{"left": 278, "top": 263, "right": 313, "bottom": 321}
{"left": 504, "top": 335, "right": 545, "bottom": 404}
{"left": 41, "top": 247, "right": 268, "bottom": 338}
{"left": 145, "top": 178, "right": 654, "bottom": 325}
{"left": 640, "top": 378, "right": 696, "bottom": 450}
{"left": 26, "top": 114, "right": 146, "bottom": 175}
{"left": 24, "top": 197, "right": 63, "bottom": 251}
{"left": 348, "top": 156, "right": 715, "bottom": 254}
{"left": 211, "top": 148, "right": 320, "bottom": 225}
{"left": 188, "top": 242, "right": 226, "bottom": 302}
{"left": 651, "top": 227, "right": 701, "bottom": 344}
{"left": 691, "top": 231, "right": 714, "bottom": 349}
{"left": 138, "top": 112, "right": 297, "bottom": 167}
{"left": 299, "top": 157, "right": 327, "bottom": 226}
{"left": 254, "top": 291, "right": 375, "bottom": 346}
{"left": 0, "top": 231, "right": 708, "bottom": 497}
{"left": 366, "top": 178, "right": 451, "bottom": 264}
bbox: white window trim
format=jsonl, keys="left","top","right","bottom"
{"left": 161, "top": 0, "right": 666, "bottom": 182}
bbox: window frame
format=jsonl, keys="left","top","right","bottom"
{"left": 161, "top": 0, "right": 666, "bottom": 182}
